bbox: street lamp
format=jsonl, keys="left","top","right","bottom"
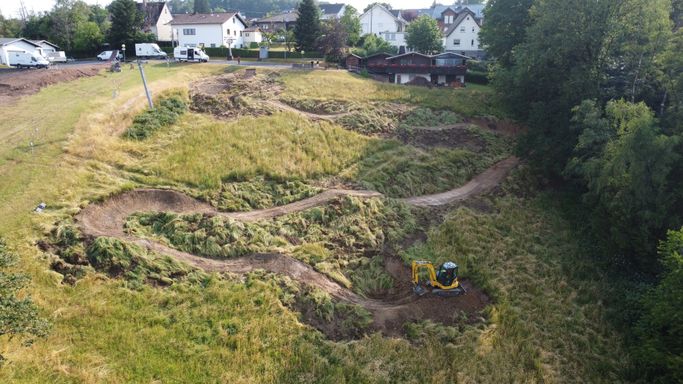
{"left": 121, "top": 43, "right": 126, "bottom": 62}
{"left": 226, "top": 37, "right": 234, "bottom": 61}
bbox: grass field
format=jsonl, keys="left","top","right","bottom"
{"left": 0, "top": 65, "right": 628, "bottom": 383}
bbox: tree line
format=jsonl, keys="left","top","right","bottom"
{"left": 0, "top": 0, "right": 159, "bottom": 56}
{"left": 481, "top": 0, "right": 682, "bottom": 381}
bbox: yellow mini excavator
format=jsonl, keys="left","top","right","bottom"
{"left": 412, "top": 260, "right": 466, "bottom": 297}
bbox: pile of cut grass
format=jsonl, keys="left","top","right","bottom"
{"left": 346, "top": 140, "right": 496, "bottom": 198}
{"left": 279, "top": 96, "right": 356, "bottom": 114}
{"left": 44, "top": 222, "right": 207, "bottom": 288}
{"left": 125, "top": 196, "right": 416, "bottom": 294}
{"left": 124, "top": 89, "right": 188, "bottom": 140}
{"left": 193, "top": 178, "right": 322, "bottom": 212}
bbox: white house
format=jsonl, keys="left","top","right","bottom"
{"left": 170, "top": 12, "right": 248, "bottom": 49}
{"left": 243, "top": 27, "right": 263, "bottom": 45}
{"left": 443, "top": 9, "right": 482, "bottom": 59}
{"left": 319, "top": 3, "right": 346, "bottom": 20}
{"left": 30, "top": 40, "right": 60, "bottom": 57}
{"left": 360, "top": 4, "right": 408, "bottom": 50}
{"left": 0, "top": 38, "right": 42, "bottom": 65}
{"left": 137, "top": 1, "right": 173, "bottom": 42}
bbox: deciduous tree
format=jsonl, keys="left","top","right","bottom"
{"left": 340, "top": 5, "right": 361, "bottom": 46}
{"left": 405, "top": 15, "right": 442, "bottom": 54}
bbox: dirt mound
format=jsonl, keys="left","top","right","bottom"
{"left": 467, "top": 116, "right": 523, "bottom": 136}
{"left": 0, "top": 64, "right": 105, "bottom": 105}
{"left": 189, "top": 71, "right": 280, "bottom": 119}
{"left": 399, "top": 124, "right": 489, "bottom": 151}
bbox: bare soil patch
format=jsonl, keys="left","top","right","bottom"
{"left": 399, "top": 124, "right": 489, "bottom": 151}
{"left": 0, "top": 64, "right": 104, "bottom": 105}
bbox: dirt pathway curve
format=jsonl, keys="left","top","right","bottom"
{"left": 75, "top": 156, "right": 518, "bottom": 335}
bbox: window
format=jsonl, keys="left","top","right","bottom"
{"left": 239, "top": 31, "right": 243, "bottom": 37}
{"left": 183, "top": 28, "right": 196, "bottom": 35}
{"left": 386, "top": 33, "right": 395, "bottom": 41}
{"left": 453, "top": 39, "right": 460, "bottom": 46}
{"left": 227, "top": 29, "right": 230, "bottom": 34}
{"left": 472, "top": 27, "right": 475, "bottom": 32}
{"left": 210, "top": 43, "right": 216, "bottom": 48}
{"left": 233, "top": 18, "right": 235, "bottom": 24}
{"left": 245, "top": 32, "right": 250, "bottom": 37}
{"left": 471, "top": 39, "right": 474, "bottom": 46}
{"left": 460, "top": 27, "right": 465, "bottom": 32}
{"left": 234, "top": 30, "right": 237, "bottom": 36}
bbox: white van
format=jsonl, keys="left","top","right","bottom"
{"left": 135, "top": 43, "right": 168, "bottom": 59}
{"left": 8, "top": 51, "right": 50, "bottom": 69}
{"left": 97, "top": 50, "right": 124, "bottom": 61}
{"left": 173, "top": 46, "right": 209, "bottom": 63}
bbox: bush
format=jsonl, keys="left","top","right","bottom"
{"left": 467, "top": 70, "right": 489, "bottom": 85}
{"left": 124, "top": 94, "right": 187, "bottom": 140}
{"left": 249, "top": 42, "right": 259, "bottom": 49}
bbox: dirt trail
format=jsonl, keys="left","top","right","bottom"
{"left": 265, "top": 99, "right": 352, "bottom": 120}
{"left": 75, "top": 156, "right": 517, "bottom": 335}
{"left": 402, "top": 156, "right": 519, "bottom": 206}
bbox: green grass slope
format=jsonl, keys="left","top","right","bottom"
{"left": 0, "top": 66, "right": 626, "bottom": 383}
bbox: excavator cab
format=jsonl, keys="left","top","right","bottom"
{"left": 436, "top": 261, "right": 458, "bottom": 287}
{"left": 412, "top": 260, "right": 466, "bottom": 297}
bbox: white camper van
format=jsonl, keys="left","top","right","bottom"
{"left": 8, "top": 51, "right": 50, "bottom": 69}
{"left": 135, "top": 43, "right": 168, "bottom": 59}
{"left": 173, "top": 46, "right": 209, "bottom": 63}
{"left": 97, "top": 50, "right": 123, "bottom": 61}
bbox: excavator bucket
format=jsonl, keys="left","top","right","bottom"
{"left": 413, "top": 284, "right": 428, "bottom": 296}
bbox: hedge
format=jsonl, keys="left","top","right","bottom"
{"left": 160, "top": 46, "right": 323, "bottom": 59}
{"left": 467, "top": 70, "right": 489, "bottom": 85}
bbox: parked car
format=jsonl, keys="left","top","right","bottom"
{"left": 173, "top": 46, "right": 209, "bottom": 62}
{"left": 135, "top": 43, "right": 168, "bottom": 59}
{"left": 8, "top": 51, "right": 50, "bottom": 69}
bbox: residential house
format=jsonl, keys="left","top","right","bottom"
{"left": 443, "top": 9, "right": 483, "bottom": 59}
{"left": 0, "top": 38, "right": 42, "bottom": 65}
{"left": 254, "top": 12, "right": 298, "bottom": 31}
{"left": 348, "top": 51, "right": 467, "bottom": 86}
{"left": 243, "top": 27, "right": 263, "bottom": 45}
{"left": 30, "top": 40, "right": 60, "bottom": 57}
{"left": 360, "top": 4, "right": 408, "bottom": 51}
{"left": 170, "top": 12, "right": 248, "bottom": 48}
{"left": 137, "top": 1, "right": 173, "bottom": 41}
{"left": 345, "top": 52, "right": 393, "bottom": 72}
{"left": 319, "top": 3, "right": 346, "bottom": 20}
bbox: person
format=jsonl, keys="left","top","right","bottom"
{"left": 237, "top": 55, "right": 241, "bottom": 65}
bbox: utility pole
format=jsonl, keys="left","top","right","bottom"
{"left": 137, "top": 60, "right": 154, "bottom": 109}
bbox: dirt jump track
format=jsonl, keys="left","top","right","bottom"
{"left": 75, "top": 156, "right": 518, "bottom": 336}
